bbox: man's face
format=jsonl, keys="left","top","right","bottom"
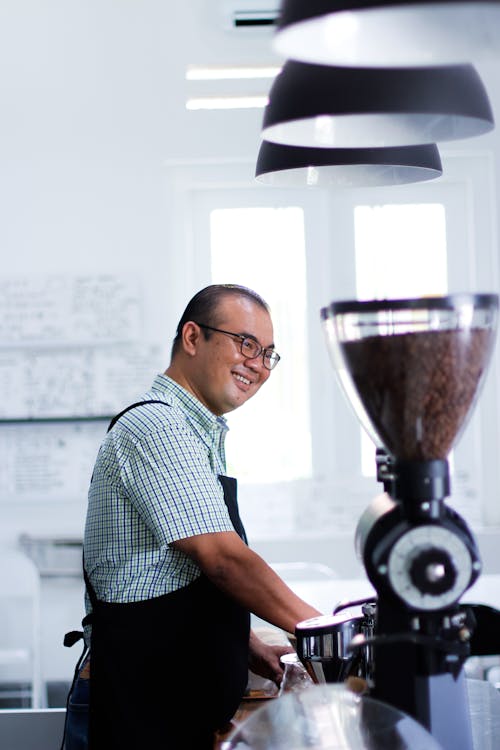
{"left": 188, "top": 295, "right": 275, "bottom": 416}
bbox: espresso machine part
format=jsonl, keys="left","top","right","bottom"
{"left": 320, "top": 293, "right": 499, "bottom": 750}
{"left": 359, "top": 601, "right": 376, "bottom": 686}
{"left": 295, "top": 612, "right": 364, "bottom": 684}
{"left": 296, "top": 605, "right": 376, "bottom": 686}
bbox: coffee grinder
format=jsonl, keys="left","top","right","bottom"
{"left": 319, "top": 294, "right": 499, "bottom": 750}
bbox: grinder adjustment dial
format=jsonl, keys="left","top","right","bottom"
{"left": 387, "top": 525, "right": 472, "bottom": 610}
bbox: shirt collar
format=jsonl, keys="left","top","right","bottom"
{"left": 150, "top": 373, "right": 228, "bottom": 436}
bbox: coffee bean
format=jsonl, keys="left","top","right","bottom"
{"left": 341, "top": 329, "right": 493, "bottom": 460}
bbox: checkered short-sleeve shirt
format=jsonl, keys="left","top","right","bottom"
{"left": 83, "top": 374, "right": 235, "bottom": 606}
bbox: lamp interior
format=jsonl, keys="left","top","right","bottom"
{"left": 274, "top": 2, "right": 500, "bottom": 66}
{"left": 263, "top": 112, "right": 492, "bottom": 149}
{"left": 255, "top": 140, "right": 443, "bottom": 187}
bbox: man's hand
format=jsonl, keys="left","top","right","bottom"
{"left": 248, "top": 631, "right": 294, "bottom": 687}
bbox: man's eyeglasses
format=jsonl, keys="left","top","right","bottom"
{"left": 194, "top": 322, "right": 281, "bottom": 371}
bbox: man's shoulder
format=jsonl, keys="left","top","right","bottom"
{"left": 110, "top": 395, "right": 189, "bottom": 439}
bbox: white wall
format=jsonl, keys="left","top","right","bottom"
{"left": 2, "top": 1, "right": 500, "bottom": 687}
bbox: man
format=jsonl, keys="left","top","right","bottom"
{"left": 80, "top": 284, "right": 321, "bottom": 749}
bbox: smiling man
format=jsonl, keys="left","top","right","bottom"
{"left": 77, "top": 284, "right": 321, "bottom": 750}
{"left": 167, "top": 286, "right": 276, "bottom": 415}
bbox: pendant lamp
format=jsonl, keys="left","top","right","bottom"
{"left": 255, "top": 140, "right": 443, "bottom": 187}
{"left": 274, "top": 1, "right": 500, "bottom": 66}
{"left": 261, "top": 61, "right": 494, "bottom": 149}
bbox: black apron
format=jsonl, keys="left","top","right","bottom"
{"left": 86, "top": 401, "right": 250, "bottom": 750}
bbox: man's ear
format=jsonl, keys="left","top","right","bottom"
{"left": 181, "top": 321, "right": 201, "bottom": 357}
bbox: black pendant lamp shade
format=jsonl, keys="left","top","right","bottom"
{"left": 255, "top": 140, "right": 443, "bottom": 187}
{"left": 261, "top": 61, "right": 494, "bottom": 149}
{"left": 274, "top": 0, "right": 500, "bottom": 66}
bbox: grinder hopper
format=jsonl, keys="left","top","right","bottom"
{"left": 321, "top": 294, "right": 498, "bottom": 464}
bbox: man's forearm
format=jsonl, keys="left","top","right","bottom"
{"left": 173, "top": 531, "right": 322, "bottom": 632}
{"left": 211, "top": 551, "right": 319, "bottom": 630}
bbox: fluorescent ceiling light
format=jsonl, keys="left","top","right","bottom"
{"left": 186, "top": 65, "right": 281, "bottom": 81}
{"left": 186, "top": 95, "right": 269, "bottom": 110}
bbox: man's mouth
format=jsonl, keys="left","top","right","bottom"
{"left": 233, "top": 373, "right": 251, "bottom": 386}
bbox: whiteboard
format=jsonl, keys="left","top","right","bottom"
{"left": 0, "top": 273, "right": 142, "bottom": 346}
{"left": 0, "top": 421, "right": 105, "bottom": 503}
{"left": 0, "top": 272, "right": 169, "bottom": 499}
{"left": 0, "top": 272, "right": 167, "bottom": 419}
{"left": 0, "top": 344, "right": 165, "bottom": 419}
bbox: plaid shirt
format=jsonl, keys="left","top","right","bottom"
{"left": 83, "top": 374, "right": 234, "bottom": 610}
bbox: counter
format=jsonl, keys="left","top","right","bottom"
{"left": 214, "top": 697, "right": 274, "bottom": 748}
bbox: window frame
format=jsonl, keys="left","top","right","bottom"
{"left": 164, "top": 153, "right": 500, "bottom": 535}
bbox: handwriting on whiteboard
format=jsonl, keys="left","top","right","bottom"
{"left": 0, "top": 274, "right": 141, "bottom": 345}
{"left": 0, "top": 273, "right": 167, "bottom": 418}
{"left": 0, "top": 421, "right": 105, "bottom": 502}
{"left": 0, "top": 344, "right": 165, "bottom": 419}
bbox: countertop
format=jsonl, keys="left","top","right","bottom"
{"left": 214, "top": 696, "right": 274, "bottom": 748}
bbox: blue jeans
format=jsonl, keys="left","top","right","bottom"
{"left": 64, "top": 665, "right": 89, "bottom": 750}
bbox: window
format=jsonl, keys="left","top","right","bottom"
{"left": 169, "top": 151, "right": 499, "bottom": 537}
{"left": 209, "top": 205, "right": 312, "bottom": 483}
{"left": 354, "top": 203, "right": 448, "bottom": 476}
{"left": 354, "top": 203, "right": 448, "bottom": 300}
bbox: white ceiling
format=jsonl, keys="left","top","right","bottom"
{"left": 0, "top": 1, "right": 499, "bottom": 169}
{"left": 0, "top": 0, "right": 286, "bottom": 168}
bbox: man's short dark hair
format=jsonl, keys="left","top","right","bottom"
{"left": 171, "top": 284, "right": 270, "bottom": 358}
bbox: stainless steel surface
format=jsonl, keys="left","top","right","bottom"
{"left": 296, "top": 611, "right": 373, "bottom": 685}
{"left": 0, "top": 709, "right": 66, "bottom": 750}
{"left": 467, "top": 679, "right": 500, "bottom": 750}
{"left": 297, "top": 614, "right": 362, "bottom": 661}
{"left": 18, "top": 534, "right": 83, "bottom": 577}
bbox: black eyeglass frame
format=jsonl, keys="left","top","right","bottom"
{"left": 194, "top": 322, "right": 281, "bottom": 370}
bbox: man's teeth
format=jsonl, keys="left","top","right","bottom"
{"left": 234, "top": 374, "right": 251, "bottom": 385}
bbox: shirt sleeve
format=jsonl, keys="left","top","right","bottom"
{"left": 120, "top": 420, "right": 235, "bottom": 545}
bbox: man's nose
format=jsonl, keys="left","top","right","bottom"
{"left": 246, "top": 353, "right": 269, "bottom": 376}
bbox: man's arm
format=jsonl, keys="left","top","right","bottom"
{"left": 171, "top": 531, "right": 322, "bottom": 633}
